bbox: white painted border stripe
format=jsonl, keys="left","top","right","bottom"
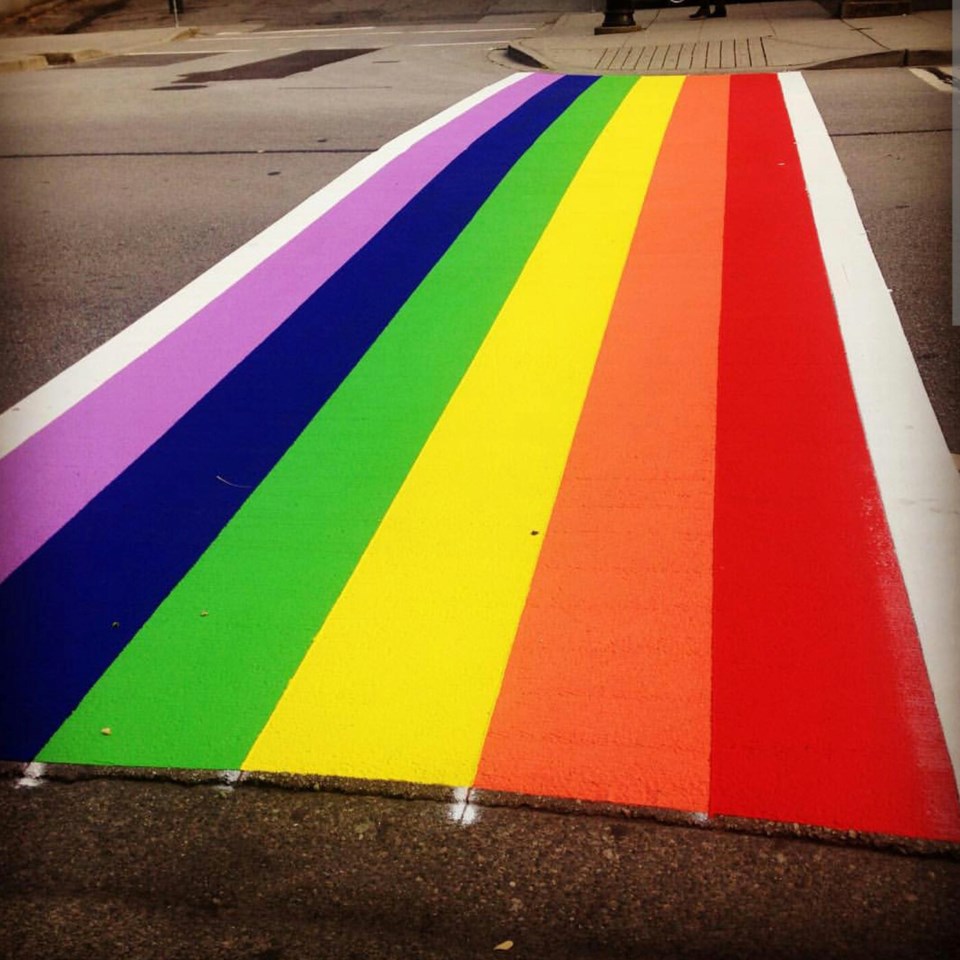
{"left": 908, "top": 67, "right": 953, "bottom": 94}
{"left": 0, "top": 72, "right": 530, "bottom": 458}
{"left": 213, "top": 26, "right": 542, "bottom": 37}
{"left": 780, "top": 72, "right": 960, "bottom": 789}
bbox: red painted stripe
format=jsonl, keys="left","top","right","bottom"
{"left": 709, "top": 74, "right": 960, "bottom": 840}
{"left": 475, "top": 76, "right": 729, "bottom": 809}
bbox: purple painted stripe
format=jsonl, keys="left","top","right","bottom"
{"left": 0, "top": 73, "right": 558, "bottom": 584}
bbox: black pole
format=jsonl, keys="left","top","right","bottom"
{"left": 595, "top": 1, "right": 639, "bottom": 34}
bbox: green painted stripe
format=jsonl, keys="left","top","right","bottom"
{"left": 39, "top": 76, "right": 636, "bottom": 770}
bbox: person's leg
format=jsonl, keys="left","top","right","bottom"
{"left": 709, "top": 3, "right": 727, "bottom": 16}
{"left": 689, "top": 4, "right": 710, "bottom": 18}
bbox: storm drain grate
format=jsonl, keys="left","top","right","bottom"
{"left": 597, "top": 37, "right": 769, "bottom": 73}
{"left": 175, "top": 48, "right": 378, "bottom": 83}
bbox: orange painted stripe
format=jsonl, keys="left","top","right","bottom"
{"left": 474, "top": 75, "right": 729, "bottom": 810}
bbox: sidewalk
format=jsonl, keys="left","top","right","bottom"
{"left": 0, "top": 24, "right": 196, "bottom": 71}
{"left": 509, "top": 1, "right": 954, "bottom": 74}
{"left": 0, "top": 1, "right": 953, "bottom": 74}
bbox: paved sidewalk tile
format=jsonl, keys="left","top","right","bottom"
{"left": 510, "top": 1, "right": 952, "bottom": 73}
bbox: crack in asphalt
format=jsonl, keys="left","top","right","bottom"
{"left": 831, "top": 128, "right": 952, "bottom": 137}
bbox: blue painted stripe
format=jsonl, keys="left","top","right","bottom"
{"left": 0, "top": 75, "right": 596, "bottom": 762}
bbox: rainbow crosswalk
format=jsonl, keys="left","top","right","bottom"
{"left": 2, "top": 72, "right": 959, "bottom": 843}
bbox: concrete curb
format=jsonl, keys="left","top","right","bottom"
{"left": 0, "top": 24, "right": 197, "bottom": 72}
{"left": 506, "top": 38, "right": 953, "bottom": 75}
{"left": 504, "top": 42, "right": 547, "bottom": 71}
{"left": 807, "top": 47, "right": 954, "bottom": 68}
{"left": 503, "top": 3, "right": 953, "bottom": 76}
{"left": 0, "top": 49, "right": 44, "bottom": 69}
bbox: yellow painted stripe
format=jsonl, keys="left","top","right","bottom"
{"left": 243, "top": 76, "right": 685, "bottom": 785}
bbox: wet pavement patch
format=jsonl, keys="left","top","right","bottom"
{"left": 174, "top": 49, "right": 378, "bottom": 83}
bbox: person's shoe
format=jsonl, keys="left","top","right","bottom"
{"left": 689, "top": 7, "right": 709, "bottom": 18}
{"left": 708, "top": 7, "right": 727, "bottom": 16}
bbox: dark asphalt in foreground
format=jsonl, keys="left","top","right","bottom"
{"left": 2, "top": 775, "right": 959, "bottom": 960}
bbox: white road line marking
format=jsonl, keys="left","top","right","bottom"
{"left": 0, "top": 73, "right": 530, "bottom": 457}
{"left": 123, "top": 49, "right": 249, "bottom": 55}
{"left": 214, "top": 769, "right": 245, "bottom": 792}
{"left": 447, "top": 787, "right": 480, "bottom": 825}
{"left": 159, "top": 48, "right": 255, "bottom": 54}
{"left": 16, "top": 762, "right": 46, "bottom": 789}
{"left": 407, "top": 41, "right": 513, "bottom": 47}
{"left": 217, "top": 27, "right": 377, "bottom": 35}
{"left": 215, "top": 26, "right": 539, "bottom": 38}
{"left": 908, "top": 67, "right": 953, "bottom": 92}
{"left": 781, "top": 71, "right": 960, "bottom": 790}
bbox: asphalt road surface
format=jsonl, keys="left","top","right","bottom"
{"left": 1, "top": 4, "right": 958, "bottom": 959}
